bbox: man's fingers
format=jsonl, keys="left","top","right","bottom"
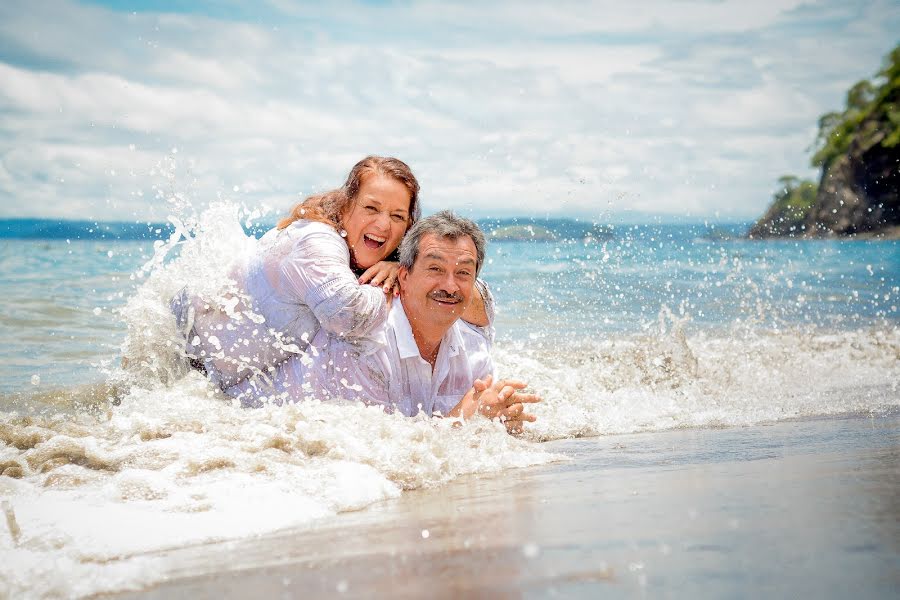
{"left": 498, "top": 385, "right": 515, "bottom": 402}
{"left": 500, "top": 403, "right": 525, "bottom": 419}
{"left": 505, "top": 421, "right": 524, "bottom": 435}
{"left": 499, "top": 384, "right": 535, "bottom": 403}
{"left": 493, "top": 379, "right": 527, "bottom": 391}
{"left": 506, "top": 411, "right": 536, "bottom": 423}
{"left": 503, "top": 414, "right": 536, "bottom": 435}
{"left": 493, "top": 380, "right": 528, "bottom": 399}
{"left": 509, "top": 392, "right": 541, "bottom": 405}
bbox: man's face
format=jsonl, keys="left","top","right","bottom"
{"left": 399, "top": 233, "right": 478, "bottom": 331}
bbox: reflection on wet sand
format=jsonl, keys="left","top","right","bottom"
{"left": 120, "top": 415, "right": 899, "bottom": 599}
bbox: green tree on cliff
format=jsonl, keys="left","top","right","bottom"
{"left": 773, "top": 175, "right": 817, "bottom": 226}
{"left": 749, "top": 175, "right": 818, "bottom": 237}
{"left": 812, "top": 44, "right": 900, "bottom": 169}
{"left": 753, "top": 45, "right": 899, "bottom": 238}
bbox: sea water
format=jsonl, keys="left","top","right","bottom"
{"left": 1, "top": 204, "right": 898, "bottom": 597}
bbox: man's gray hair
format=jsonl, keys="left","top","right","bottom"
{"left": 399, "top": 210, "right": 486, "bottom": 276}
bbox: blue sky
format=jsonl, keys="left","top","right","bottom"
{"left": 1, "top": 0, "right": 898, "bottom": 223}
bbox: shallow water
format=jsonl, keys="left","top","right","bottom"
{"left": 115, "top": 415, "right": 900, "bottom": 599}
{"left": 1, "top": 206, "right": 898, "bottom": 597}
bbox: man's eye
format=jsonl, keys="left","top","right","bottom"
{"left": 457, "top": 271, "right": 472, "bottom": 277}
{"left": 429, "top": 266, "right": 441, "bottom": 272}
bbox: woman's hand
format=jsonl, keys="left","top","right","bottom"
{"left": 358, "top": 261, "right": 401, "bottom": 298}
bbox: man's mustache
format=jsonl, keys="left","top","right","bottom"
{"left": 428, "top": 290, "right": 464, "bottom": 303}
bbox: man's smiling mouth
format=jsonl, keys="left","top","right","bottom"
{"left": 428, "top": 291, "right": 463, "bottom": 305}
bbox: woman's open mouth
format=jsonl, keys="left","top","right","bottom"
{"left": 363, "top": 233, "right": 386, "bottom": 250}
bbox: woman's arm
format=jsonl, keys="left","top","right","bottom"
{"left": 460, "top": 279, "right": 494, "bottom": 338}
{"left": 278, "top": 224, "right": 388, "bottom": 338}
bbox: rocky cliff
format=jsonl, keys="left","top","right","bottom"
{"left": 750, "top": 46, "right": 899, "bottom": 239}
{"left": 805, "top": 112, "right": 899, "bottom": 237}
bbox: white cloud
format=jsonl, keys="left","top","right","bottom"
{"left": 0, "top": 0, "right": 898, "bottom": 221}
{"left": 269, "top": 0, "right": 811, "bottom": 36}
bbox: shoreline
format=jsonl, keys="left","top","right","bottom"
{"left": 746, "top": 224, "right": 900, "bottom": 241}
{"left": 113, "top": 414, "right": 900, "bottom": 598}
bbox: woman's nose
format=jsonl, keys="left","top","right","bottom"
{"left": 374, "top": 211, "right": 391, "bottom": 230}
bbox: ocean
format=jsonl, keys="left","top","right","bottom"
{"left": 1, "top": 204, "right": 898, "bottom": 597}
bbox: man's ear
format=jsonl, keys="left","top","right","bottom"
{"left": 398, "top": 265, "right": 409, "bottom": 291}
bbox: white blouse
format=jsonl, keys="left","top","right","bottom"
{"left": 173, "top": 220, "right": 387, "bottom": 389}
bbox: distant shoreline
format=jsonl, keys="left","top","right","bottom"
{"left": 1, "top": 217, "right": 754, "bottom": 242}
{"left": 746, "top": 225, "right": 900, "bottom": 241}
{"left": 5, "top": 218, "right": 897, "bottom": 242}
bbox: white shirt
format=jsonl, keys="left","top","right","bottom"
{"left": 229, "top": 296, "right": 495, "bottom": 417}
{"left": 173, "top": 220, "right": 387, "bottom": 389}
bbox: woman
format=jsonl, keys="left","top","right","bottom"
{"left": 173, "top": 156, "right": 421, "bottom": 393}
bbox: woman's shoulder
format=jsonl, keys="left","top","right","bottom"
{"left": 273, "top": 219, "right": 344, "bottom": 248}
{"left": 269, "top": 219, "right": 348, "bottom": 262}
{"left": 283, "top": 219, "right": 339, "bottom": 238}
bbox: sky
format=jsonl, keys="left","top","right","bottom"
{"left": 0, "top": 0, "right": 898, "bottom": 223}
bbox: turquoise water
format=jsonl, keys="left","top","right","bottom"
{"left": 487, "top": 229, "right": 899, "bottom": 340}
{"left": 0, "top": 240, "right": 152, "bottom": 392}
{"left": 0, "top": 227, "right": 897, "bottom": 392}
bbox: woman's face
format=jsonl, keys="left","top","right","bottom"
{"left": 341, "top": 174, "right": 412, "bottom": 269}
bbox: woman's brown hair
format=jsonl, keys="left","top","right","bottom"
{"left": 277, "top": 156, "right": 421, "bottom": 231}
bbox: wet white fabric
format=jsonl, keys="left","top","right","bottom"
{"left": 230, "top": 296, "right": 495, "bottom": 416}
{"left": 173, "top": 220, "right": 388, "bottom": 389}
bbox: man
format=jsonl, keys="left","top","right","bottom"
{"left": 231, "top": 211, "right": 539, "bottom": 432}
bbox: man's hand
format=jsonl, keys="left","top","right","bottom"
{"left": 358, "top": 261, "right": 401, "bottom": 300}
{"left": 451, "top": 375, "right": 541, "bottom": 434}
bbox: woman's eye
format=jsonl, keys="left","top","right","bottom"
{"left": 365, "top": 205, "right": 378, "bottom": 212}
{"left": 391, "top": 214, "right": 406, "bottom": 222}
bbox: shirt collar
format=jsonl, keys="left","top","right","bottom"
{"left": 390, "top": 299, "right": 463, "bottom": 361}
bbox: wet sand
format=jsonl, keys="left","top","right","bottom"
{"left": 117, "top": 414, "right": 899, "bottom": 599}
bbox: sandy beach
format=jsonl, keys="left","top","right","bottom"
{"left": 113, "top": 413, "right": 899, "bottom": 599}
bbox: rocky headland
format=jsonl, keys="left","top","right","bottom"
{"left": 750, "top": 46, "right": 899, "bottom": 240}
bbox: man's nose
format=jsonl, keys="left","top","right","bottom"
{"left": 440, "top": 270, "right": 460, "bottom": 292}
